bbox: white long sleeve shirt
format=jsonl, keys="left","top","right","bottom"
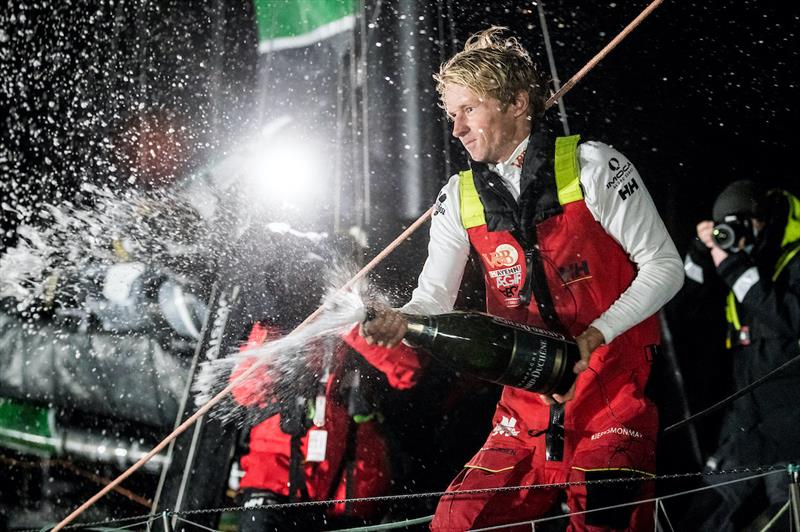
{"left": 401, "top": 137, "right": 684, "bottom": 344}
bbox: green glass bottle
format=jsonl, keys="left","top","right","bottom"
{"left": 402, "top": 311, "right": 579, "bottom": 395}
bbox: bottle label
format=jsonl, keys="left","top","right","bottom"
{"left": 490, "top": 315, "right": 568, "bottom": 341}
{"left": 498, "top": 332, "right": 575, "bottom": 394}
{"left": 507, "top": 337, "right": 556, "bottom": 391}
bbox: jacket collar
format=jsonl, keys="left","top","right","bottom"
{"left": 468, "top": 120, "right": 562, "bottom": 241}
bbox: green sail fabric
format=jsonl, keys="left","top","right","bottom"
{"left": 253, "top": 0, "right": 356, "bottom": 52}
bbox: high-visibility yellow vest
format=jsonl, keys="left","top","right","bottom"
{"left": 458, "top": 135, "right": 583, "bottom": 230}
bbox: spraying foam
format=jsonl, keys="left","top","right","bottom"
{"left": 191, "top": 259, "right": 391, "bottom": 426}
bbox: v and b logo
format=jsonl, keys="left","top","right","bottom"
{"left": 618, "top": 178, "right": 639, "bottom": 201}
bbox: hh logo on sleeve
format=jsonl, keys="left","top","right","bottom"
{"left": 618, "top": 178, "right": 639, "bottom": 201}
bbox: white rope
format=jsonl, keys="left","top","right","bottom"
{"left": 468, "top": 469, "right": 783, "bottom": 531}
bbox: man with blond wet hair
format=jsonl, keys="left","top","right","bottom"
{"left": 361, "top": 26, "right": 683, "bottom": 530}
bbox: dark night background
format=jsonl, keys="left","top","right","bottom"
{"left": 2, "top": 1, "right": 798, "bottom": 252}
{"left": 1, "top": 0, "right": 799, "bottom": 528}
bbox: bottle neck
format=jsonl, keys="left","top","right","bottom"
{"left": 401, "top": 313, "right": 434, "bottom": 348}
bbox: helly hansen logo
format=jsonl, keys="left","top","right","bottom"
{"left": 491, "top": 416, "right": 520, "bottom": 437}
{"left": 243, "top": 496, "right": 265, "bottom": 508}
{"left": 559, "top": 260, "right": 591, "bottom": 284}
{"left": 618, "top": 178, "right": 639, "bottom": 201}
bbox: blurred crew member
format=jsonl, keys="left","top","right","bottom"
{"left": 231, "top": 326, "right": 421, "bottom": 531}
{"left": 224, "top": 226, "right": 424, "bottom": 531}
{"left": 683, "top": 180, "right": 800, "bottom": 530}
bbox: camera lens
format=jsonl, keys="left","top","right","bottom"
{"left": 712, "top": 222, "right": 738, "bottom": 250}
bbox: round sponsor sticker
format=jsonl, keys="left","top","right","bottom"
{"left": 493, "top": 244, "right": 518, "bottom": 267}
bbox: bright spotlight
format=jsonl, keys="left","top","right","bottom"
{"left": 245, "top": 138, "right": 325, "bottom": 212}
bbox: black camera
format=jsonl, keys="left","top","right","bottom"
{"left": 712, "top": 215, "right": 753, "bottom": 250}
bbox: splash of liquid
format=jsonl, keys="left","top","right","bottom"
{"left": 0, "top": 183, "right": 208, "bottom": 316}
{"left": 191, "top": 263, "right": 388, "bottom": 427}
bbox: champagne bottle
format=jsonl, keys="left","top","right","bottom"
{"left": 401, "top": 311, "right": 580, "bottom": 395}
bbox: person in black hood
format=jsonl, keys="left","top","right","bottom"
{"left": 682, "top": 179, "right": 800, "bottom": 530}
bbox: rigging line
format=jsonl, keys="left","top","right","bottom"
{"left": 37, "top": 467, "right": 778, "bottom": 531}
{"left": 436, "top": 0, "right": 453, "bottom": 179}
{"left": 656, "top": 468, "right": 783, "bottom": 503}
{"left": 760, "top": 501, "right": 790, "bottom": 532}
{"left": 51, "top": 4, "right": 666, "bottom": 527}
{"left": 170, "top": 413, "right": 207, "bottom": 515}
{"left": 333, "top": 61, "right": 347, "bottom": 233}
{"left": 349, "top": 13, "right": 364, "bottom": 229}
{"left": 658, "top": 498, "right": 676, "bottom": 532}
{"left": 111, "top": 517, "right": 160, "bottom": 531}
{"left": 535, "top": 1, "right": 570, "bottom": 135}
{"left": 663, "top": 344, "right": 800, "bottom": 434}
{"left": 20, "top": 515, "right": 157, "bottom": 532}
{"left": 367, "top": 0, "right": 384, "bottom": 29}
{"left": 150, "top": 281, "right": 221, "bottom": 516}
{"left": 658, "top": 312, "right": 703, "bottom": 464}
{"left": 652, "top": 499, "right": 657, "bottom": 532}
{"left": 170, "top": 465, "right": 784, "bottom": 517}
{"left": 174, "top": 516, "right": 222, "bottom": 532}
{"left": 326, "top": 514, "right": 434, "bottom": 532}
{"left": 361, "top": 0, "right": 372, "bottom": 226}
{"left": 468, "top": 469, "right": 784, "bottom": 531}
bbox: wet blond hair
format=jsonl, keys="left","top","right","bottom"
{"left": 434, "top": 26, "right": 548, "bottom": 120}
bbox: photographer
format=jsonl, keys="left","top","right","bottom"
{"left": 683, "top": 180, "right": 800, "bottom": 530}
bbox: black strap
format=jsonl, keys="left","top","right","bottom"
{"left": 517, "top": 240, "right": 566, "bottom": 334}
{"left": 288, "top": 433, "right": 310, "bottom": 502}
{"left": 325, "top": 416, "right": 358, "bottom": 505}
{"left": 343, "top": 422, "right": 358, "bottom": 513}
{"left": 545, "top": 402, "right": 566, "bottom": 462}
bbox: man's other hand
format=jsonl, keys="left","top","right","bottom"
{"left": 551, "top": 326, "right": 605, "bottom": 404}
{"left": 359, "top": 307, "right": 408, "bottom": 348}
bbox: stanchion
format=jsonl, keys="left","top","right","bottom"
{"left": 788, "top": 463, "right": 800, "bottom": 530}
